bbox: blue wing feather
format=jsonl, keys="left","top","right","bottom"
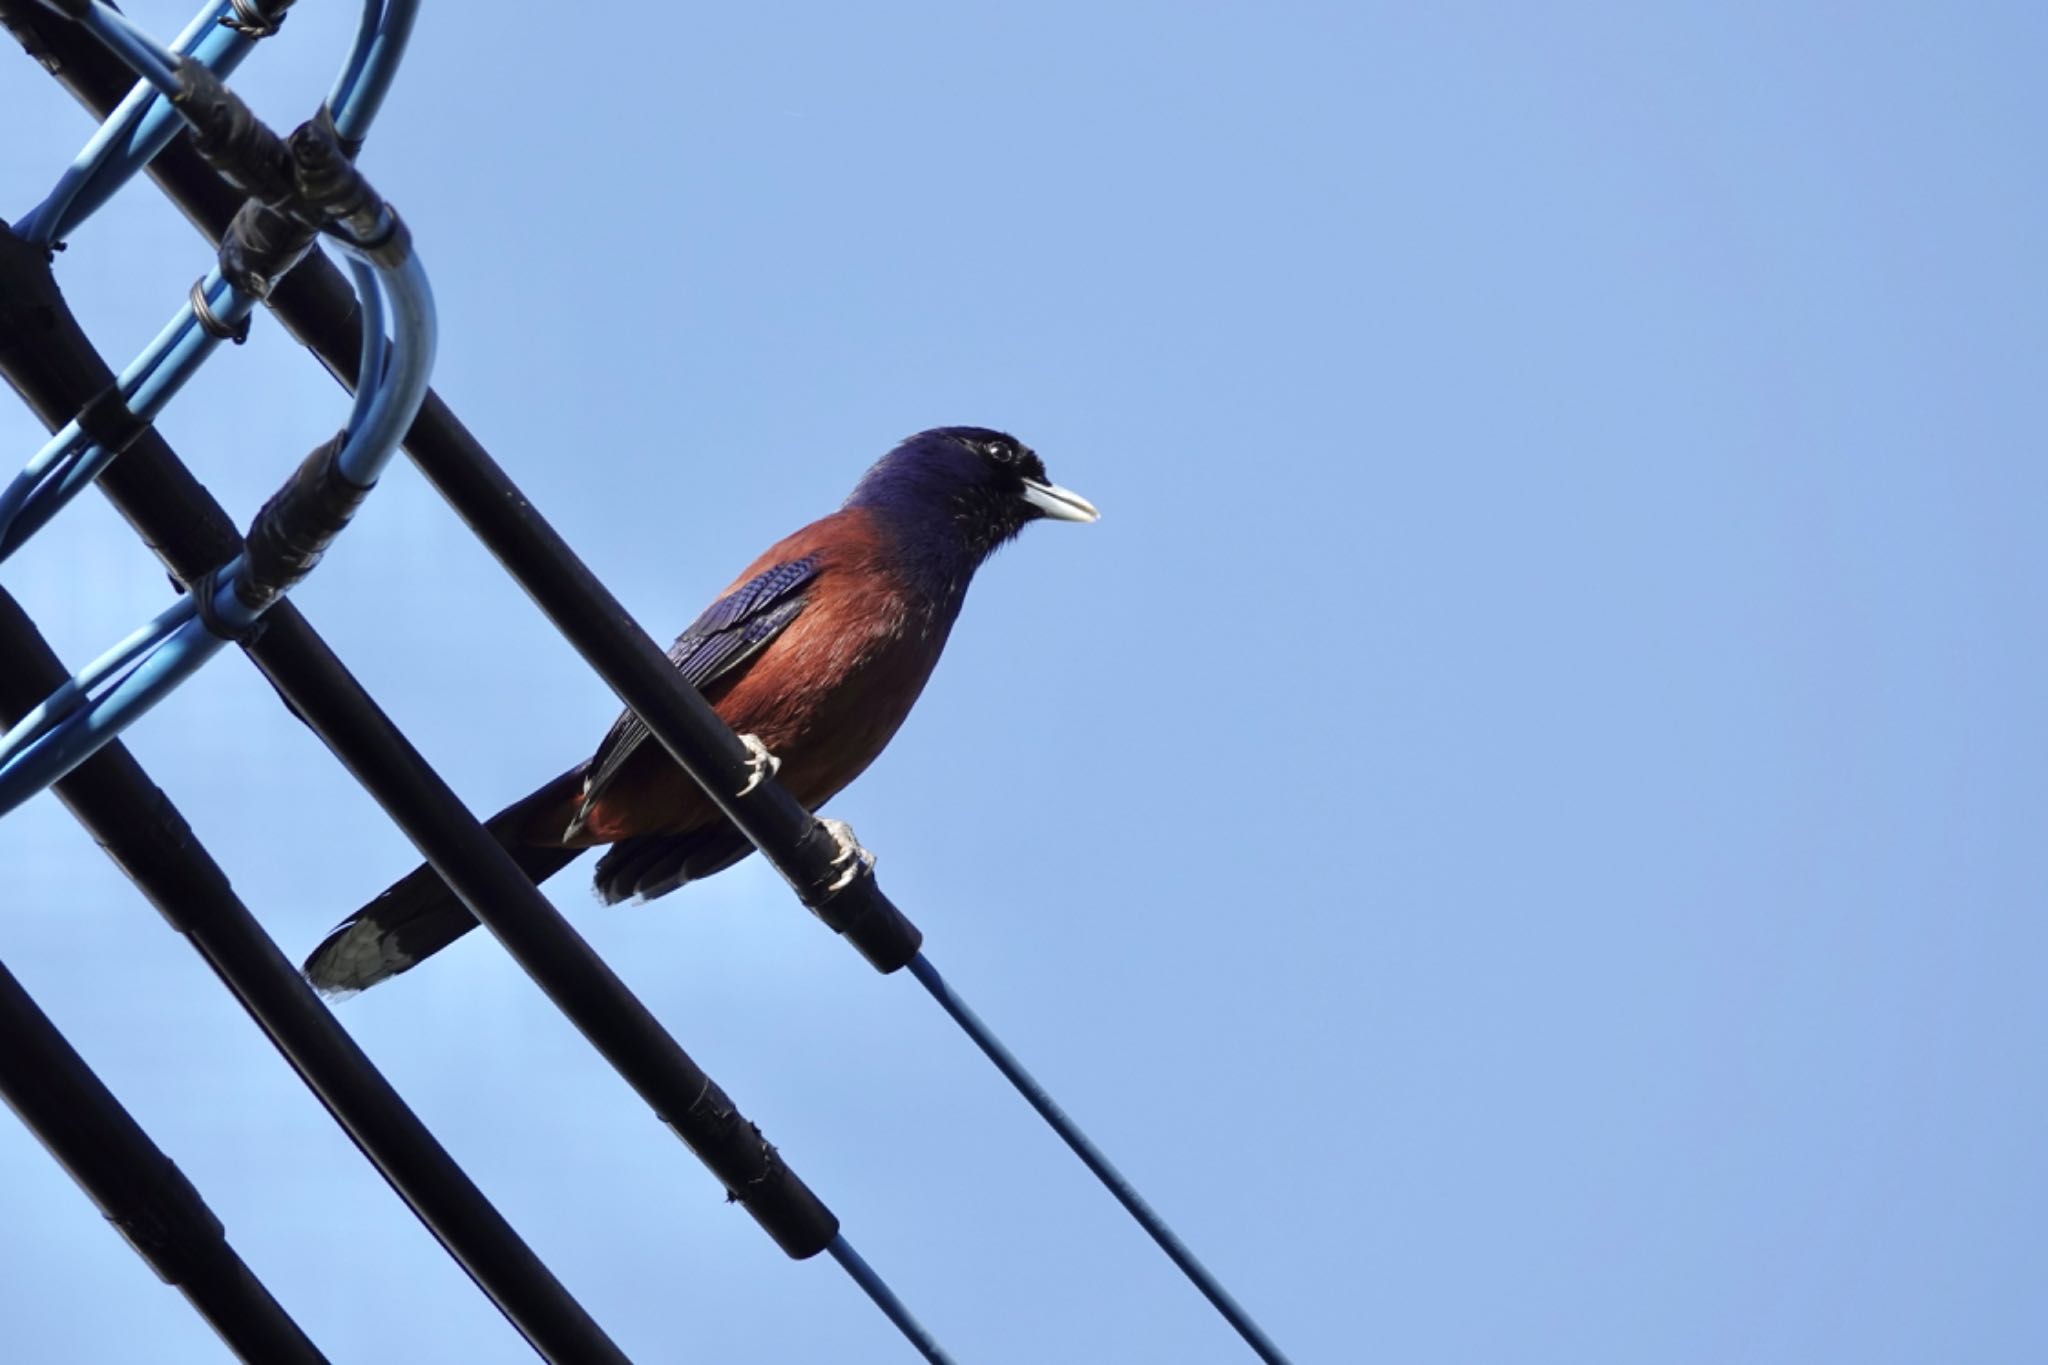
{"left": 572, "top": 554, "right": 822, "bottom": 820}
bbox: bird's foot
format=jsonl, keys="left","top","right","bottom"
{"left": 735, "top": 733, "right": 782, "bottom": 797}
{"left": 819, "top": 817, "right": 876, "bottom": 893}
{"left": 563, "top": 783, "right": 595, "bottom": 841}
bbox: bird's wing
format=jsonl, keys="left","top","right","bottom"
{"left": 573, "top": 553, "right": 822, "bottom": 819}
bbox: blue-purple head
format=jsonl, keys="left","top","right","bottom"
{"left": 846, "top": 426, "right": 1098, "bottom": 565}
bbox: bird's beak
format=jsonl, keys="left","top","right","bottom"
{"left": 1020, "top": 478, "right": 1100, "bottom": 524}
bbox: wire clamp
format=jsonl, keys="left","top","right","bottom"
{"left": 188, "top": 277, "right": 249, "bottom": 344}
{"left": 218, "top": 0, "right": 289, "bottom": 38}
{"left": 735, "top": 732, "right": 782, "bottom": 797}
{"left": 189, "top": 565, "right": 265, "bottom": 645}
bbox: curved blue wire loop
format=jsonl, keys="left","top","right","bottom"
{"left": 1, "top": 0, "right": 424, "bottom": 560}
{"left": 0, "top": 4, "right": 436, "bottom": 819}
{"left": 0, "top": 0, "right": 435, "bottom": 816}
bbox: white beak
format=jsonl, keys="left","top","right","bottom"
{"left": 1020, "top": 478, "right": 1100, "bottom": 524}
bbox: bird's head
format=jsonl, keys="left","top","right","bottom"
{"left": 846, "top": 426, "right": 1098, "bottom": 564}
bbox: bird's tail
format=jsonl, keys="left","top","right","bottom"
{"left": 303, "top": 768, "right": 585, "bottom": 996}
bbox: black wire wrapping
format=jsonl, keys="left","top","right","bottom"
{"left": 166, "top": 58, "right": 296, "bottom": 204}
{"left": 218, "top": 195, "right": 316, "bottom": 299}
{"left": 284, "top": 107, "right": 397, "bottom": 253}
{"left": 0, "top": 949, "right": 327, "bottom": 1364}
{"left": 234, "top": 431, "right": 368, "bottom": 612}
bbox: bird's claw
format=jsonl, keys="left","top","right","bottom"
{"left": 563, "top": 783, "right": 595, "bottom": 841}
{"left": 819, "top": 817, "right": 876, "bottom": 893}
{"left": 735, "top": 733, "right": 782, "bottom": 797}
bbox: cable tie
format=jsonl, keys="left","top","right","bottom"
{"left": 189, "top": 565, "right": 265, "bottom": 645}
{"left": 188, "top": 277, "right": 248, "bottom": 344}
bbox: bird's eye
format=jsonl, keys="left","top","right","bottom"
{"left": 984, "top": 441, "right": 1016, "bottom": 464}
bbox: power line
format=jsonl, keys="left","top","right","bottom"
{"left": 829, "top": 1236, "right": 959, "bottom": 1365}
{"left": 0, "top": 584, "right": 630, "bottom": 1365}
{"left": 910, "top": 953, "right": 1294, "bottom": 1364}
{"left": 0, "top": 949, "right": 327, "bottom": 1363}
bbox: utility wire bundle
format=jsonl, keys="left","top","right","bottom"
{"left": 0, "top": 2, "right": 1292, "bottom": 1360}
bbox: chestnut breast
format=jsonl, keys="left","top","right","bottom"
{"left": 578, "top": 509, "right": 960, "bottom": 841}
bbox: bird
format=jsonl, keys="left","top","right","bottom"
{"left": 303, "top": 426, "right": 1097, "bottom": 994}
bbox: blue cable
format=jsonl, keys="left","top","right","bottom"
{"left": 0, "top": 270, "right": 255, "bottom": 561}
{"left": 127, "top": 278, "right": 253, "bottom": 413}
{"left": 344, "top": 257, "right": 390, "bottom": 439}
{"left": 825, "top": 1235, "right": 956, "bottom": 1365}
{"left": 14, "top": 2, "right": 249, "bottom": 247}
{"left": 78, "top": 4, "right": 182, "bottom": 95}
{"left": 0, "top": 0, "right": 426, "bottom": 559}
{"left": 331, "top": 252, "right": 432, "bottom": 486}
{"left": 0, "top": 594, "right": 223, "bottom": 817}
{"left": 2, "top": 0, "right": 427, "bottom": 559}
{"left": 328, "top": 0, "right": 384, "bottom": 128}
{"left": 328, "top": 0, "right": 422, "bottom": 144}
{"left": 907, "top": 952, "right": 1296, "bottom": 1365}
{"left": 0, "top": 593, "right": 191, "bottom": 756}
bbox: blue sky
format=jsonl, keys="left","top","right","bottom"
{"left": 2, "top": 2, "right": 2045, "bottom": 1360}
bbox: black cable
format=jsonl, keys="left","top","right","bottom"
{"left": 0, "top": 585, "right": 629, "bottom": 1365}
{"left": 910, "top": 953, "right": 1293, "bottom": 1363}
{"left": 0, "top": 216, "right": 840, "bottom": 1260}
{"left": 828, "top": 1235, "right": 958, "bottom": 1365}
{"left": 0, "top": 952, "right": 327, "bottom": 1364}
